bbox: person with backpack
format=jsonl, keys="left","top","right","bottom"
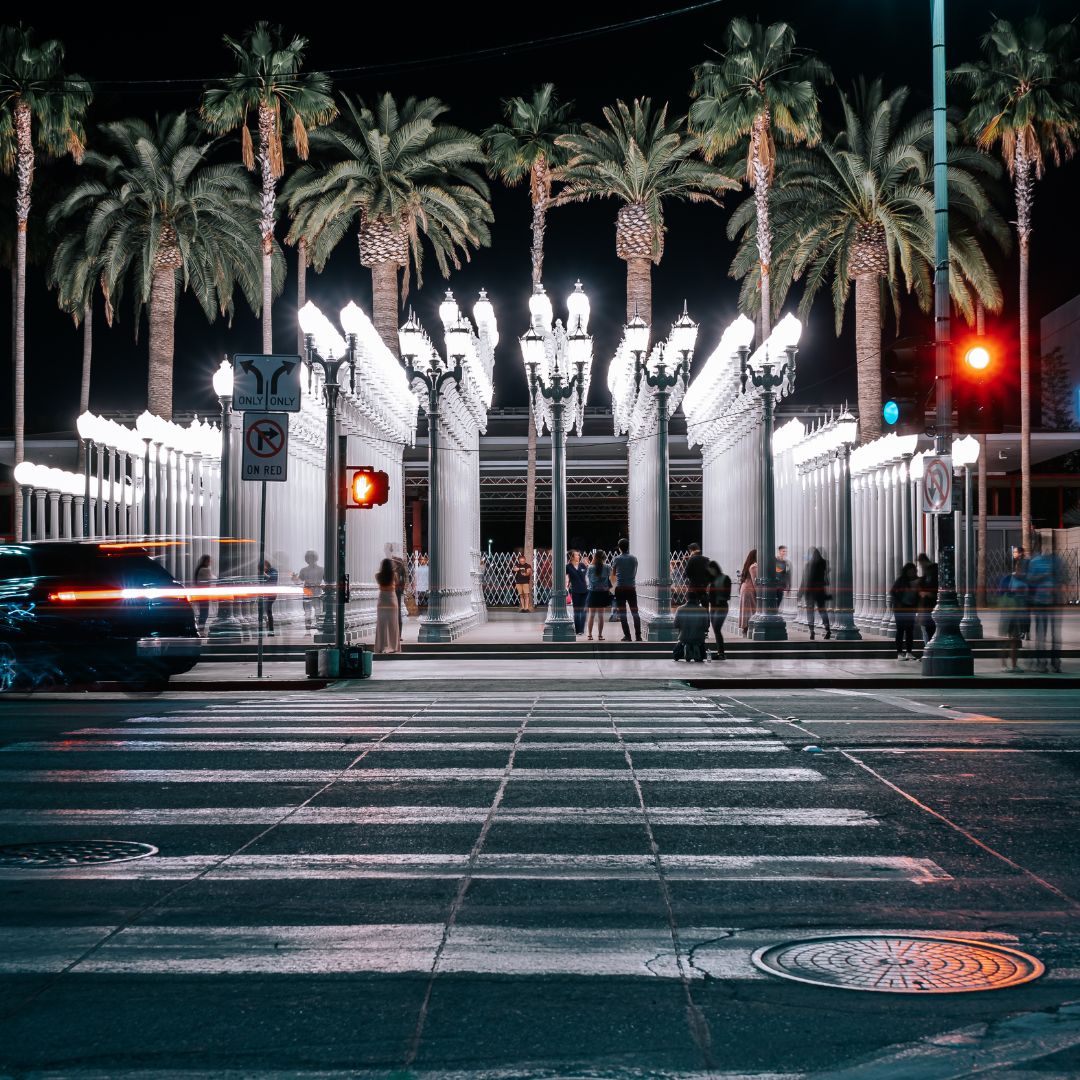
{"left": 707, "top": 558, "right": 731, "bottom": 660}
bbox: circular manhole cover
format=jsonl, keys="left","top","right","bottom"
{"left": 752, "top": 934, "right": 1044, "bottom": 993}
{"left": 0, "top": 840, "right": 158, "bottom": 868}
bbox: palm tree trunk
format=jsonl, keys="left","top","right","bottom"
{"left": 147, "top": 266, "right": 177, "bottom": 420}
{"left": 296, "top": 238, "right": 307, "bottom": 357}
{"left": 626, "top": 257, "right": 652, "bottom": 325}
{"left": 1015, "top": 143, "right": 1034, "bottom": 546}
{"left": 751, "top": 114, "right": 772, "bottom": 341}
{"left": 13, "top": 98, "right": 32, "bottom": 540}
{"left": 530, "top": 162, "right": 549, "bottom": 288}
{"left": 258, "top": 104, "right": 277, "bottom": 355}
{"left": 854, "top": 273, "right": 882, "bottom": 444}
{"left": 370, "top": 259, "right": 400, "bottom": 358}
{"left": 77, "top": 301, "right": 92, "bottom": 472}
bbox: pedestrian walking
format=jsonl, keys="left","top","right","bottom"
{"left": 193, "top": 554, "right": 213, "bottom": 634}
{"left": 998, "top": 564, "right": 1029, "bottom": 672}
{"left": 260, "top": 559, "right": 278, "bottom": 636}
{"left": 385, "top": 544, "right": 407, "bottom": 631}
{"left": 565, "top": 549, "right": 589, "bottom": 635}
{"left": 512, "top": 553, "right": 533, "bottom": 612}
{"left": 414, "top": 555, "right": 429, "bottom": 609}
{"left": 672, "top": 595, "right": 710, "bottom": 662}
{"left": 775, "top": 545, "right": 791, "bottom": 610}
{"left": 294, "top": 550, "right": 324, "bottom": 632}
{"left": 685, "top": 543, "right": 713, "bottom": 605}
{"left": 889, "top": 562, "right": 919, "bottom": 660}
{"left": 1026, "top": 539, "right": 1061, "bottom": 673}
{"left": 611, "top": 538, "right": 642, "bottom": 641}
{"left": 585, "top": 549, "right": 611, "bottom": 641}
{"left": 800, "top": 548, "right": 832, "bottom": 640}
{"left": 374, "top": 558, "right": 401, "bottom": 654}
{"left": 707, "top": 558, "right": 731, "bottom": 660}
{"left": 738, "top": 549, "right": 757, "bottom": 637}
{"left": 916, "top": 553, "right": 938, "bottom": 645}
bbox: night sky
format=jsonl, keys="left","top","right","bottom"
{"left": 4, "top": 0, "right": 1078, "bottom": 435}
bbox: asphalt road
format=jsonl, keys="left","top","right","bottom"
{"left": 0, "top": 682, "right": 1077, "bottom": 1079}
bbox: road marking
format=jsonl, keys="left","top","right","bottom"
{"left": 0, "top": 805, "right": 878, "bottom": 827}
{"left": 0, "top": 767, "right": 823, "bottom": 784}
{"left": 0, "top": 854, "right": 946, "bottom": 883}
{"left": 2, "top": 739, "right": 786, "bottom": 754}
{"left": 74, "top": 725, "right": 766, "bottom": 736}
{"left": 0, "top": 1071, "right": 804, "bottom": 1080}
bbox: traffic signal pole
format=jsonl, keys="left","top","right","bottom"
{"left": 923, "top": 0, "right": 974, "bottom": 676}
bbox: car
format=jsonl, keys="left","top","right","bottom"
{"left": 0, "top": 541, "right": 202, "bottom": 690}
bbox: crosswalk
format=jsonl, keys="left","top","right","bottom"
{"left": 0, "top": 687, "right": 997, "bottom": 1073}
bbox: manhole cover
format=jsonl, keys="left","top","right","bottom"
{"left": 0, "top": 840, "right": 158, "bottom": 868}
{"left": 752, "top": 934, "right": 1044, "bottom": 993}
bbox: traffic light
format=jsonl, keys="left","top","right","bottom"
{"left": 345, "top": 466, "right": 390, "bottom": 509}
{"left": 955, "top": 336, "right": 1004, "bottom": 434}
{"left": 882, "top": 337, "right": 932, "bottom": 436}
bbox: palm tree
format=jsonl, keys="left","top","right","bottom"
{"left": 690, "top": 17, "right": 830, "bottom": 339}
{"left": 0, "top": 25, "right": 91, "bottom": 529}
{"left": 952, "top": 15, "right": 1080, "bottom": 544}
{"left": 731, "top": 81, "right": 1004, "bottom": 443}
{"left": 201, "top": 22, "right": 336, "bottom": 354}
{"left": 483, "top": 83, "right": 576, "bottom": 587}
{"left": 555, "top": 98, "right": 737, "bottom": 324}
{"left": 50, "top": 113, "right": 272, "bottom": 419}
{"left": 284, "top": 92, "right": 492, "bottom": 355}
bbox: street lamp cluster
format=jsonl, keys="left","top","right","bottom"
{"left": 608, "top": 303, "right": 697, "bottom": 639}
{"left": 401, "top": 290, "right": 497, "bottom": 641}
{"left": 522, "top": 283, "right": 593, "bottom": 642}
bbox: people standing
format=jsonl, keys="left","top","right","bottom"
{"left": 374, "top": 558, "right": 401, "bottom": 654}
{"left": 889, "top": 562, "right": 919, "bottom": 660}
{"left": 738, "top": 549, "right": 757, "bottom": 637}
{"left": 260, "top": 559, "right": 278, "bottom": 637}
{"left": 512, "top": 553, "right": 533, "bottom": 612}
{"left": 707, "top": 558, "right": 731, "bottom": 661}
{"left": 998, "top": 562, "right": 1029, "bottom": 672}
{"left": 193, "top": 554, "right": 213, "bottom": 634}
{"left": 414, "top": 554, "right": 429, "bottom": 609}
{"left": 800, "top": 548, "right": 832, "bottom": 641}
{"left": 611, "top": 538, "right": 642, "bottom": 642}
{"left": 294, "top": 550, "right": 324, "bottom": 632}
{"left": 916, "top": 553, "right": 938, "bottom": 646}
{"left": 586, "top": 549, "right": 611, "bottom": 641}
{"left": 1027, "top": 539, "right": 1062, "bottom": 673}
{"left": 565, "top": 549, "right": 589, "bottom": 636}
{"left": 775, "top": 545, "right": 791, "bottom": 611}
{"left": 685, "top": 543, "right": 713, "bottom": 604}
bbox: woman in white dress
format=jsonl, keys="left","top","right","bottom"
{"left": 374, "top": 558, "right": 401, "bottom": 654}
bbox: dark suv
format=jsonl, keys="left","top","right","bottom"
{"left": 0, "top": 542, "right": 201, "bottom": 689}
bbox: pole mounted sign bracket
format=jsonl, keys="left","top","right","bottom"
{"left": 233, "top": 354, "right": 303, "bottom": 412}
{"left": 921, "top": 454, "right": 953, "bottom": 515}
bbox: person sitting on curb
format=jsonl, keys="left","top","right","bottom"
{"left": 672, "top": 596, "right": 710, "bottom": 663}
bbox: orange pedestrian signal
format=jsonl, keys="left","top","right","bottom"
{"left": 345, "top": 467, "right": 389, "bottom": 509}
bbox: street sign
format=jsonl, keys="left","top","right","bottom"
{"left": 241, "top": 412, "right": 289, "bottom": 482}
{"left": 921, "top": 454, "right": 952, "bottom": 515}
{"left": 233, "top": 354, "right": 303, "bottom": 412}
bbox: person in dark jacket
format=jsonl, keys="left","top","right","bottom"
{"left": 685, "top": 543, "right": 713, "bottom": 604}
{"left": 916, "top": 553, "right": 938, "bottom": 645}
{"left": 260, "top": 559, "right": 278, "bottom": 636}
{"left": 673, "top": 596, "right": 710, "bottom": 662}
{"left": 565, "top": 549, "right": 589, "bottom": 635}
{"left": 889, "top": 562, "right": 919, "bottom": 660}
{"left": 800, "top": 548, "right": 831, "bottom": 640}
{"left": 706, "top": 559, "right": 731, "bottom": 660}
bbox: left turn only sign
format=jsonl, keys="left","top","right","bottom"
{"left": 241, "top": 412, "right": 289, "bottom": 482}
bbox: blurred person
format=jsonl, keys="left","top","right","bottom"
{"left": 998, "top": 561, "right": 1029, "bottom": 672}
{"left": 385, "top": 544, "right": 407, "bottom": 630}
{"left": 586, "top": 549, "right": 611, "bottom": 641}
{"left": 673, "top": 594, "right": 709, "bottom": 662}
{"left": 916, "top": 553, "right": 938, "bottom": 645}
{"left": 414, "top": 554, "right": 429, "bottom": 609}
{"left": 889, "top": 562, "right": 919, "bottom": 660}
{"left": 566, "top": 549, "right": 589, "bottom": 635}
{"left": 260, "top": 558, "right": 278, "bottom": 636}
{"left": 775, "top": 545, "right": 791, "bottom": 607}
{"left": 294, "top": 550, "right": 324, "bottom": 632}
{"left": 738, "top": 549, "right": 757, "bottom": 637}
{"left": 707, "top": 558, "right": 731, "bottom": 661}
{"left": 193, "top": 554, "right": 213, "bottom": 634}
{"left": 1027, "top": 538, "right": 1062, "bottom": 673}
{"left": 374, "top": 558, "right": 401, "bottom": 654}
{"left": 800, "top": 548, "right": 832, "bottom": 640}
{"left": 685, "top": 542, "right": 712, "bottom": 604}
{"left": 611, "top": 538, "right": 642, "bottom": 642}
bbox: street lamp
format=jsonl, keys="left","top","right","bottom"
{"left": 521, "top": 281, "right": 594, "bottom": 642}
{"left": 953, "top": 433, "right": 983, "bottom": 639}
{"left": 298, "top": 301, "right": 358, "bottom": 647}
{"left": 833, "top": 411, "right": 862, "bottom": 640}
{"left": 208, "top": 358, "right": 240, "bottom": 634}
{"left": 742, "top": 313, "right": 801, "bottom": 640}
{"left": 400, "top": 294, "right": 464, "bottom": 644}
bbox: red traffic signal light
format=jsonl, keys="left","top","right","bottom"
{"left": 345, "top": 467, "right": 389, "bottom": 509}
{"left": 955, "top": 336, "right": 1004, "bottom": 434}
{"left": 964, "top": 344, "right": 991, "bottom": 372}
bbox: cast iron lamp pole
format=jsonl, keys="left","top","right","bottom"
{"left": 954, "top": 434, "right": 984, "bottom": 639}
{"left": 401, "top": 321, "right": 463, "bottom": 645}
{"left": 741, "top": 330, "right": 798, "bottom": 641}
{"left": 832, "top": 411, "right": 863, "bottom": 640}
{"left": 210, "top": 359, "right": 240, "bottom": 635}
{"left": 301, "top": 334, "right": 358, "bottom": 645}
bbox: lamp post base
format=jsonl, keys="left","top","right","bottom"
{"left": 831, "top": 618, "right": 863, "bottom": 641}
{"left": 418, "top": 618, "right": 454, "bottom": 644}
{"left": 959, "top": 594, "right": 983, "bottom": 639}
{"left": 646, "top": 613, "right": 677, "bottom": 642}
{"left": 921, "top": 596, "right": 974, "bottom": 675}
{"left": 749, "top": 613, "right": 788, "bottom": 641}
{"left": 543, "top": 610, "right": 577, "bottom": 643}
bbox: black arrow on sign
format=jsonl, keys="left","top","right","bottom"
{"left": 269, "top": 360, "right": 297, "bottom": 395}
{"left": 240, "top": 359, "right": 264, "bottom": 394}
{"left": 255, "top": 425, "right": 281, "bottom": 452}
